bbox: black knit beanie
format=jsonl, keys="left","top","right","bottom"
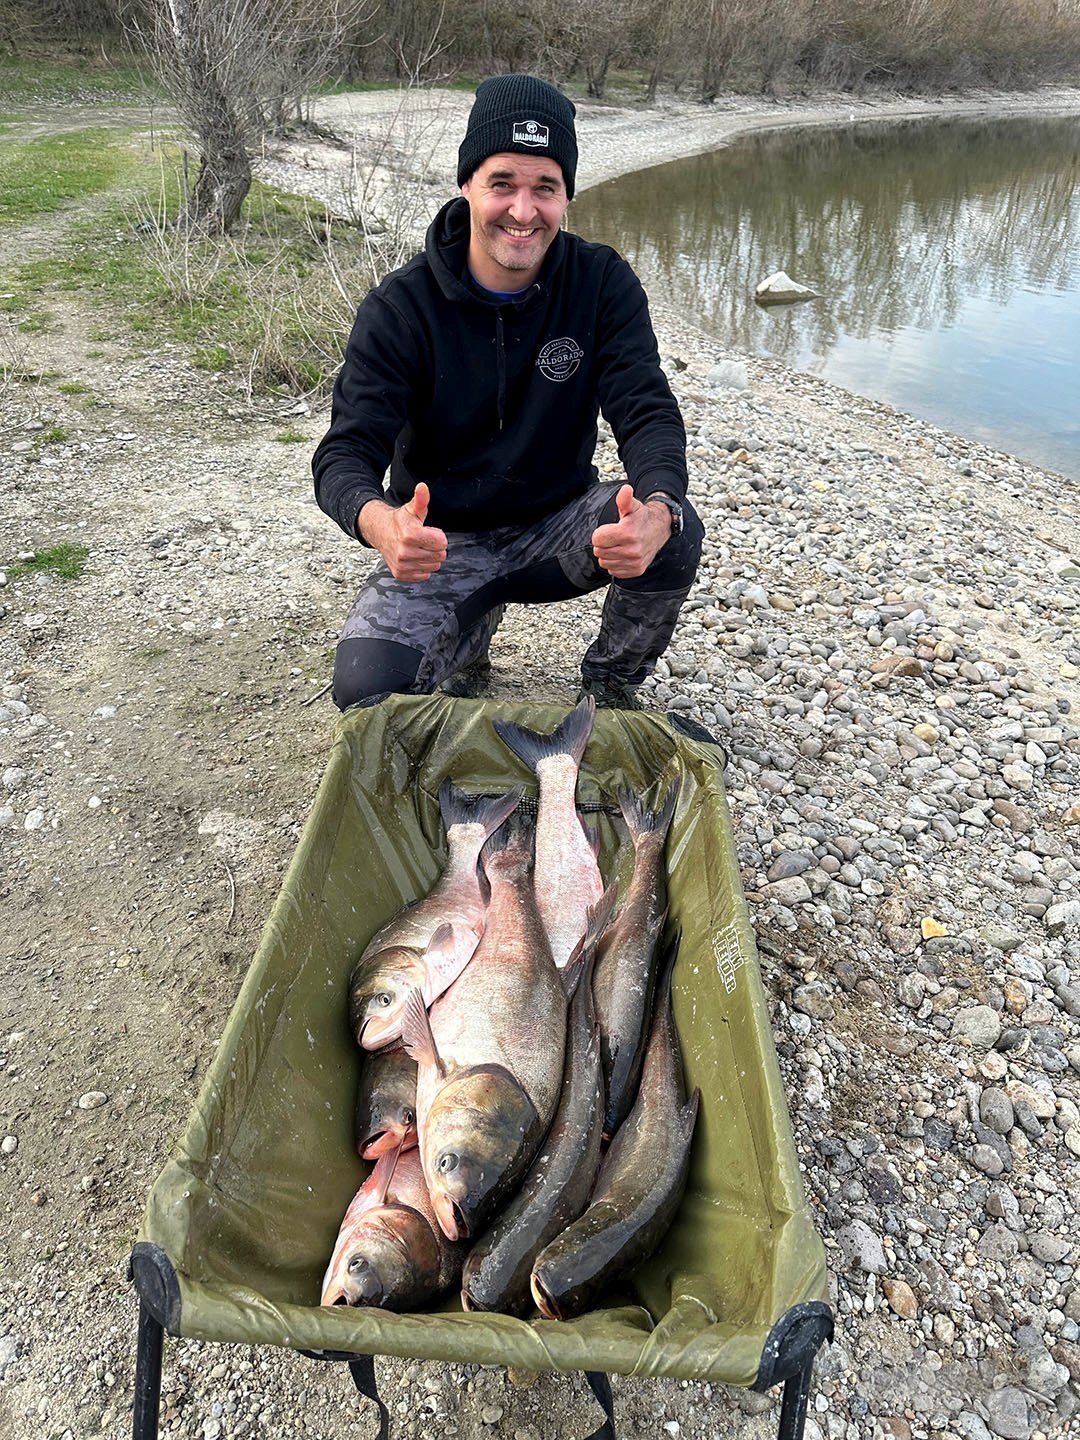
{"left": 457, "top": 74, "right": 578, "bottom": 199}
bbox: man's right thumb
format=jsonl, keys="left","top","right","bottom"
{"left": 407, "top": 482, "right": 429, "bottom": 525}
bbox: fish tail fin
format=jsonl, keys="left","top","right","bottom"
{"left": 494, "top": 695, "right": 595, "bottom": 774}
{"left": 438, "top": 780, "right": 524, "bottom": 839}
{"left": 617, "top": 780, "right": 679, "bottom": 843}
{"left": 400, "top": 986, "right": 446, "bottom": 1079}
{"left": 480, "top": 809, "right": 533, "bottom": 877}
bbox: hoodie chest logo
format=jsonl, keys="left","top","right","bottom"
{"left": 536, "top": 337, "right": 584, "bottom": 383}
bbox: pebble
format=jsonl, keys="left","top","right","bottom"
{"left": 77, "top": 1092, "right": 108, "bottom": 1110}
{"left": 23, "top": 808, "right": 45, "bottom": 832}
{"left": 1, "top": 1136, "right": 17, "bottom": 1155}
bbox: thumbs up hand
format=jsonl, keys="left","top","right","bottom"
{"left": 358, "top": 482, "right": 449, "bottom": 582}
{"left": 590, "top": 484, "right": 673, "bottom": 580}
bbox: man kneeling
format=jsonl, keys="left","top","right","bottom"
{"left": 312, "top": 74, "right": 704, "bottom": 711}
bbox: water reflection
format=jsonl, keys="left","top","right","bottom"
{"left": 573, "top": 116, "right": 1080, "bottom": 476}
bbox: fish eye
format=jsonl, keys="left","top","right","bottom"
{"left": 437, "top": 1152, "right": 458, "bottom": 1174}
{"left": 402, "top": 1108, "right": 415, "bottom": 1125}
{"left": 347, "top": 1255, "right": 366, "bottom": 1273}
{"left": 373, "top": 992, "right": 393, "bottom": 1008}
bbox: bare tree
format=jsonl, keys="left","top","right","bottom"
{"left": 129, "top": 0, "right": 371, "bottom": 233}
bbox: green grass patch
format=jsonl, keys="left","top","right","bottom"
{"left": 57, "top": 379, "right": 92, "bottom": 395}
{"left": 2, "top": 138, "right": 371, "bottom": 395}
{"left": 0, "top": 128, "right": 137, "bottom": 226}
{"left": 40, "top": 423, "right": 68, "bottom": 443}
{"left": 9, "top": 542, "right": 88, "bottom": 579}
{"left": 0, "top": 55, "right": 153, "bottom": 107}
{"left": 274, "top": 425, "right": 308, "bottom": 443}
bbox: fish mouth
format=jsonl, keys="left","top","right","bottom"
{"left": 530, "top": 1270, "right": 561, "bottom": 1320}
{"left": 433, "top": 1191, "right": 469, "bottom": 1242}
{"left": 360, "top": 1127, "right": 401, "bottom": 1160}
{"left": 359, "top": 1014, "right": 400, "bottom": 1051}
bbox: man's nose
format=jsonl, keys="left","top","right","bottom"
{"left": 508, "top": 189, "right": 537, "bottom": 224}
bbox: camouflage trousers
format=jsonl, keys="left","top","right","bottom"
{"left": 332, "top": 482, "right": 704, "bottom": 710}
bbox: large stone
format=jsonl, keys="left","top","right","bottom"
{"left": 984, "top": 1386, "right": 1031, "bottom": 1439}
{"left": 883, "top": 1277, "right": 918, "bottom": 1319}
{"left": 979, "top": 1088, "right": 1015, "bottom": 1136}
{"left": 1046, "top": 900, "right": 1080, "bottom": 934}
{"left": 763, "top": 876, "right": 813, "bottom": 905}
{"left": 837, "top": 1219, "right": 887, "bottom": 1275}
{"left": 754, "top": 270, "right": 820, "bottom": 305}
{"left": 952, "top": 1005, "right": 1002, "bottom": 1048}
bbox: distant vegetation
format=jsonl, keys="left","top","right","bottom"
{"left": 2, "top": 0, "right": 1078, "bottom": 105}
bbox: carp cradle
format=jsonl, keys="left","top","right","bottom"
{"left": 128, "top": 695, "right": 833, "bottom": 1439}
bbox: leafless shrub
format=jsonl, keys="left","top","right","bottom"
{"left": 127, "top": 0, "right": 374, "bottom": 233}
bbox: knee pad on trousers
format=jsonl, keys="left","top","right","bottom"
{"left": 332, "top": 636, "right": 424, "bottom": 712}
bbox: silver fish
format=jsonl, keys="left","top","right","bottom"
{"left": 401, "top": 813, "right": 568, "bottom": 1242}
{"left": 349, "top": 782, "right": 520, "bottom": 1050}
{"left": 493, "top": 697, "right": 603, "bottom": 969}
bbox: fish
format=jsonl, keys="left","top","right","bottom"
{"left": 530, "top": 933, "right": 699, "bottom": 1322}
{"left": 594, "top": 782, "right": 678, "bottom": 1138}
{"left": 320, "top": 1144, "right": 465, "bottom": 1310}
{"left": 493, "top": 697, "right": 604, "bottom": 969}
{"left": 354, "top": 1044, "right": 418, "bottom": 1159}
{"left": 349, "top": 782, "right": 521, "bottom": 1051}
{"left": 460, "top": 886, "right": 616, "bottom": 1316}
{"left": 401, "top": 812, "right": 569, "bottom": 1243}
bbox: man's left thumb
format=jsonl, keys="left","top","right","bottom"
{"left": 616, "top": 484, "right": 637, "bottom": 520}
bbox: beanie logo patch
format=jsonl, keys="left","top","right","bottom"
{"left": 536, "top": 337, "right": 583, "bottom": 383}
{"left": 513, "top": 119, "right": 549, "bottom": 147}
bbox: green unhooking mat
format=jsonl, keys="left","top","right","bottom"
{"left": 134, "top": 695, "right": 828, "bottom": 1387}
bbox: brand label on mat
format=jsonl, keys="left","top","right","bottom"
{"left": 712, "top": 922, "right": 746, "bottom": 994}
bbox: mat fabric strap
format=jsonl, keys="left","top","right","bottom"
{"left": 348, "top": 1354, "right": 389, "bottom": 1440}
{"left": 584, "top": 1371, "right": 617, "bottom": 1440}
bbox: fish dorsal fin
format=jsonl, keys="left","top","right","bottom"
{"left": 400, "top": 986, "right": 447, "bottom": 1079}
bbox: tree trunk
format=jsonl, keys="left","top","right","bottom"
{"left": 182, "top": 78, "right": 252, "bottom": 233}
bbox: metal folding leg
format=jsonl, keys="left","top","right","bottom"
{"left": 132, "top": 1302, "right": 164, "bottom": 1440}
{"left": 777, "top": 1358, "right": 813, "bottom": 1440}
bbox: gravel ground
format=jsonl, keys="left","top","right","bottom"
{"left": 2, "top": 84, "right": 1080, "bottom": 1440}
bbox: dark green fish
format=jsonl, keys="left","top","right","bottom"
{"left": 530, "top": 933, "right": 699, "bottom": 1321}
{"left": 594, "top": 782, "right": 677, "bottom": 1138}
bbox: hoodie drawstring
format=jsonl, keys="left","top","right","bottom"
{"left": 495, "top": 309, "right": 506, "bottom": 431}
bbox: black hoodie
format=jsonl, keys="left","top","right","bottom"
{"left": 312, "top": 197, "right": 687, "bottom": 541}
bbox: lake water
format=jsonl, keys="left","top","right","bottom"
{"left": 573, "top": 115, "right": 1080, "bottom": 479}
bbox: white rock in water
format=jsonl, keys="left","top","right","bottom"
{"left": 78, "top": 1091, "right": 108, "bottom": 1110}
{"left": 755, "top": 270, "right": 820, "bottom": 304}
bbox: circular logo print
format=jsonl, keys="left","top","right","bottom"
{"left": 536, "top": 337, "right": 584, "bottom": 382}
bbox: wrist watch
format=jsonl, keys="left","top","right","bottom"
{"left": 645, "top": 491, "right": 684, "bottom": 536}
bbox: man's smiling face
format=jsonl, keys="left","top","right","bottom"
{"left": 461, "top": 153, "right": 569, "bottom": 292}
